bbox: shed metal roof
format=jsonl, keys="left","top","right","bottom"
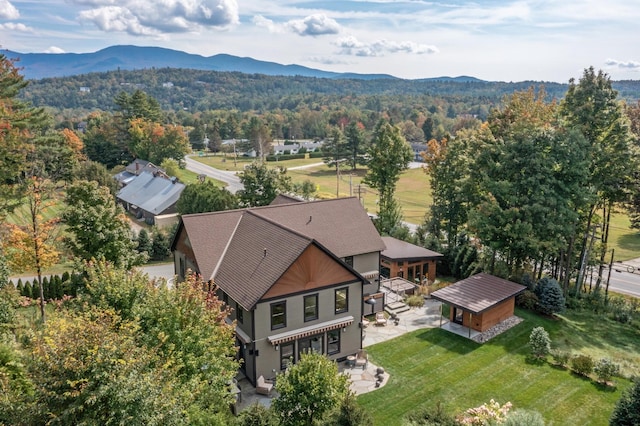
{"left": 381, "top": 236, "right": 443, "bottom": 261}
{"left": 430, "top": 273, "right": 526, "bottom": 314}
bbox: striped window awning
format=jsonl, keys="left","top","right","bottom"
{"left": 268, "top": 316, "right": 354, "bottom": 346}
{"left": 361, "top": 270, "right": 380, "bottom": 280}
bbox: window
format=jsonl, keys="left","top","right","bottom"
{"left": 298, "top": 333, "right": 323, "bottom": 357}
{"left": 344, "top": 256, "right": 354, "bottom": 267}
{"left": 327, "top": 329, "right": 340, "bottom": 355}
{"left": 236, "top": 302, "right": 243, "bottom": 323}
{"left": 304, "top": 294, "right": 318, "bottom": 322}
{"left": 335, "top": 288, "right": 348, "bottom": 314}
{"left": 222, "top": 292, "right": 229, "bottom": 306}
{"left": 271, "top": 301, "right": 286, "bottom": 330}
{"left": 280, "top": 342, "right": 294, "bottom": 370}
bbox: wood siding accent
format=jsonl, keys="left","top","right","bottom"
{"left": 448, "top": 298, "right": 516, "bottom": 332}
{"left": 175, "top": 231, "right": 198, "bottom": 272}
{"left": 262, "top": 244, "right": 359, "bottom": 300}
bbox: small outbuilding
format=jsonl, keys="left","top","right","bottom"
{"left": 430, "top": 273, "right": 526, "bottom": 333}
{"left": 380, "top": 236, "right": 443, "bottom": 283}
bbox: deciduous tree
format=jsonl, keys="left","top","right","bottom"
{"left": 176, "top": 180, "right": 238, "bottom": 214}
{"left": 238, "top": 162, "right": 292, "bottom": 207}
{"left": 62, "top": 181, "right": 144, "bottom": 268}
{"left": 273, "top": 351, "right": 351, "bottom": 426}
{"left": 364, "top": 121, "right": 413, "bottom": 234}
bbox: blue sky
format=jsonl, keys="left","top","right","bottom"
{"left": 1, "top": 0, "right": 638, "bottom": 82}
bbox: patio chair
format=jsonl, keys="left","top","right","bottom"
{"left": 256, "top": 375, "right": 273, "bottom": 396}
{"left": 355, "top": 349, "right": 368, "bottom": 369}
{"left": 375, "top": 311, "right": 387, "bottom": 326}
{"left": 361, "top": 317, "right": 370, "bottom": 328}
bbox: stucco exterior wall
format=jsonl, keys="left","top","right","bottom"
{"left": 249, "top": 279, "right": 362, "bottom": 384}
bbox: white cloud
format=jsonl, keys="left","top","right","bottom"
{"left": 605, "top": 58, "right": 640, "bottom": 70}
{"left": 0, "top": 22, "right": 30, "bottom": 32}
{"left": 0, "top": 0, "right": 19, "bottom": 19}
{"left": 73, "top": 0, "right": 239, "bottom": 36}
{"left": 252, "top": 15, "right": 284, "bottom": 34}
{"left": 45, "top": 46, "right": 66, "bottom": 53}
{"left": 286, "top": 13, "right": 341, "bottom": 36}
{"left": 336, "top": 35, "right": 438, "bottom": 57}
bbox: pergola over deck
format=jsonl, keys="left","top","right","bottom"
{"left": 430, "top": 273, "right": 526, "bottom": 337}
{"left": 380, "top": 237, "right": 443, "bottom": 283}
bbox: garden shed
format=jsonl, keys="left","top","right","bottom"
{"left": 430, "top": 273, "right": 526, "bottom": 333}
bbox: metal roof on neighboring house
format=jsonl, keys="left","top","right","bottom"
{"left": 116, "top": 171, "right": 185, "bottom": 215}
{"left": 430, "top": 273, "right": 526, "bottom": 314}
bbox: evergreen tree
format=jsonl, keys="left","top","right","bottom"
{"left": 535, "top": 277, "right": 566, "bottom": 316}
{"left": 150, "top": 230, "right": 170, "bottom": 261}
{"left": 610, "top": 378, "right": 640, "bottom": 426}
{"left": 136, "top": 229, "right": 153, "bottom": 256}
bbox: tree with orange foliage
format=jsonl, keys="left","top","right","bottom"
{"left": 3, "top": 175, "right": 60, "bottom": 321}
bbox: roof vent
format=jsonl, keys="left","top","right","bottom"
{"left": 307, "top": 215, "right": 312, "bottom": 224}
{"left": 263, "top": 248, "right": 267, "bottom": 257}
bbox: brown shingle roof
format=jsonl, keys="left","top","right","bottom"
{"left": 269, "top": 194, "right": 303, "bottom": 205}
{"left": 214, "top": 212, "right": 312, "bottom": 310}
{"left": 253, "top": 197, "right": 386, "bottom": 258}
{"left": 180, "top": 210, "right": 244, "bottom": 280}
{"left": 177, "top": 197, "right": 382, "bottom": 310}
{"left": 381, "top": 236, "right": 443, "bottom": 261}
{"left": 430, "top": 273, "right": 526, "bottom": 314}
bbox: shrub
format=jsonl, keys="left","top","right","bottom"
{"left": 570, "top": 354, "right": 594, "bottom": 376}
{"left": 535, "top": 277, "right": 566, "bottom": 316}
{"left": 610, "top": 377, "right": 640, "bottom": 426}
{"left": 458, "top": 399, "right": 512, "bottom": 425}
{"left": 404, "top": 401, "right": 458, "bottom": 426}
{"left": 236, "top": 403, "right": 277, "bottom": 426}
{"left": 550, "top": 349, "right": 570, "bottom": 367}
{"left": 516, "top": 290, "right": 538, "bottom": 310}
{"left": 594, "top": 358, "right": 620, "bottom": 383}
{"left": 503, "top": 409, "right": 545, "bottom": 426}
{"left": 529, "top": 326, "right": 551, "bottom": 359}
{"left": 405, "top": 295, "right": 425, "bottom": 308}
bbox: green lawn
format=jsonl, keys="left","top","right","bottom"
{"left": 287, "top": 165, "right": 431, "bottom": 224}
{"left": 608, "top": 212, "right": 640, "bottom": 261}
{"left": 193, "top": 153, "right": 322, "bottom": 172}
{"left": 358, "top": 309, "right": 639, "bottom": 425}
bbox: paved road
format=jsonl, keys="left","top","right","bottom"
{"left": 184, "top": 156, "right": 243, "bottom": 193}
{"left": 10, "top": 262, "right": 176, "bottom": 286}
{"left": 605, "top": 261, "right": 640, "bottom": 298}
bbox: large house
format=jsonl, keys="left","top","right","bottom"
{"left": 116, "top": 170, "right": 185, "bottom": 226}
{"left": 171, "top": 197, "right": 385, "bottom": 385}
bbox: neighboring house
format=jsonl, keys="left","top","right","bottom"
{"left": 116, "top": 171, "right": 185, "bottom": 225}
{"left": 300, "top": 141, "right": 323, "bottom": 152}
{"left": 171, "top": 197, "right": 386, "bottom": 385}
{"left": 411, "top": 142, "right": 428, "bottom": 162}
{"left": 380, "top": 236, "right": 443, "bottom": 283}
{"left": 113, "top": 159, "right": 167, "bottom": 188}
{"left": 273, "top": 144, "right": 300, "bottom": 155}
{"left": 430, "top": 273, "right": 526, "bottom": 333}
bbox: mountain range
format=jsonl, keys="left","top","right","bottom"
{"left": 2, "top": 45, "right": 483, "bottom": 83}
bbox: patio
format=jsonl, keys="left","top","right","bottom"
{"left": 232, "top": 297, "right": 522, "bottom": 415}
{"left": 234, "top": 359, "right": 390, "bottom": 413}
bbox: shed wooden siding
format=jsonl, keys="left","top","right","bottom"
{"left": 449, "top": 298, "right": 515, "bottom": 332}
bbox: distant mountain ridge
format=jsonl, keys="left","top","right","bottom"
{"left": 2, "top": 45, "right": 479, "bottom": 82}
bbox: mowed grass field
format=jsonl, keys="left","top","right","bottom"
{"left": 358, "top": 308, "right": 639, "bottom": 425}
